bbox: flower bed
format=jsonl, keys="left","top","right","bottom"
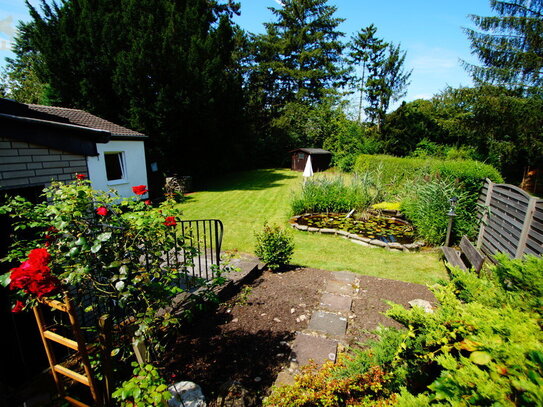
{"left": 289, "top": 213, "right": 425, "bottom": 251}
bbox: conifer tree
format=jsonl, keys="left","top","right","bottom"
{"left": 464, "top": 0, "right": 543, "bottom": 89}
{"left": 22, "top": 0, "right": 247, "bottom": 175}
{"left": 252, "top": 0, "right": 346, "bottom": 106}
{"left": 1, "top": 21, "right": 47, "bottom": 104}
{"left": 349, "top": 24, "right": 385, "bottom": 122}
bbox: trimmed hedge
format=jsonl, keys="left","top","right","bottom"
{"left": 353, "top": 154, "right": 503, "bottom": 188}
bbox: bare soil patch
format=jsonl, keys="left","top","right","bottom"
{"left": 161, "top": 267, "right": 435, "bottom": 405}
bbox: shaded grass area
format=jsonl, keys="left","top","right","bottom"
{"left": 179, "top": 169, "right": 447, "bottom": 285}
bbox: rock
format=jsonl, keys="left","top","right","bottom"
{"left": 254, "top": 377, "right": 262, "bottom": 382}
{"left": 231, "top": 318, "right": 238, "bottom": 323}
{"left": 273, "top": 317, "right": 281, "bottom": 322}
{"left": 290, "top": 308, "right": 295, "bottom": 314}
{"left": 319, "top": 228, "right": 336, "bottom": 234}
{"left": 168, "top": 381, "right": 206, "bottom": 407}
{"left": 307, "top": 227, "right": 320, "bottom": 233}
{"left": 297, "top": 225, "right": 308, "bottom": 231}
{"left": 215, "top": 380, "right": 255, "bottom": 407}
{"left": 388, "top": 242, "right": 403, "bottom": 250}
{"left": 408, "top": 299, "right": 434, "bottom": 313}
{"left": 369, "top": 239, "right": 387, "bottom": 247}
{"left": 336, "top": 230, "right": 350, "bottom": 237}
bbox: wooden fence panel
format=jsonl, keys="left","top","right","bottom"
{"left": 477, "top": 179, "right": 543, "bottom": 258}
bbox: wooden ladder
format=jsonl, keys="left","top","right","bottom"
{"left": 33, "top": 294, "right": 102, "bottom": 407}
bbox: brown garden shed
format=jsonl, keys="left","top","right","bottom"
{"left": 290, "top": 148, "right": 332, "bottom": 172}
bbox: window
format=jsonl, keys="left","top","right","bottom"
{"left": 298, "top": 153, "right": 305, "bottom": 159}
{"left": 104, "top": 152, "right": 125, "bottom": 182}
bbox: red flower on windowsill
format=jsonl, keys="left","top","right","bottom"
{"left": 76, "top": 173, "right": 87, "bottom": 180}
{"left": 96, "top": 206, "right": 108, "bottom": 216}
{"left": 163, "top": 216, "right": 177, "bottom": 227}
{"left": 132, "top": 185, "right": 148, "bottom": 195}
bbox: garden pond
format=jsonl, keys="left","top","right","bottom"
{"left": 295, "top": 213, "right": 416, "bottom": 244}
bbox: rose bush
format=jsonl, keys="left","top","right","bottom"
{"left": 0, "top": 177, "right": 225, "bottom": 360}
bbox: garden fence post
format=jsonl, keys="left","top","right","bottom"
{"left": 476, "top": 179, "right": 494, "bottom": 250}
{"left": 516, "top": 196, "right": 537, "bottom": 258}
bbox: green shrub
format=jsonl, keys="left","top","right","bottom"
{"left": 254, "top": 223, "right": 294, "bottom": 271}
{"left": 401, "top": 178, "right": 475, "bottom": 245}
{"left": 112, "top": 363, "right": 172, "bottom": 406}
{"left": 290, "top": 173, "right": 386, "bottom": 215}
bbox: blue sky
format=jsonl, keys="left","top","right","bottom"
{"left": 0, "top": 0, "right": 494, "bottom": 107}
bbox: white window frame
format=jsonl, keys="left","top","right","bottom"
{"left": 104, "top": 151, "right": 127, "bottom": 185}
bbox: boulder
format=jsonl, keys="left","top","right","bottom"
{"left": 408, "top": 299, "right": 434, "bottom": 314}
{"left": 168, "top": 381, "right": 206, "bottom": 407}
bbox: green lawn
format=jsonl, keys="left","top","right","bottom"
{"left": 179, "top": 168, "right": 447, "bottom": 285}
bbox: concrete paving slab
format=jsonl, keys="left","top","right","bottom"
{"left": 319, "top": 292, "right": 352, "bottom": 313}
{"left": 290, "top": 333, "right": 338, "bottom": 366}
{"left": 274, "top": 370, "right": 296, "bottom": 387}
{"left": 330, "top": 271, "right": 358, "bottom": 283}
{"left": 308, "top": 310, "right": 348, "bottom": 336}
{"left": 325, "top": 279, "right": 357, "bottom": 296}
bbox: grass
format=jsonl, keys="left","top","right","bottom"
{"left": 179, "top": 169, "right": 447, "bottom": 285}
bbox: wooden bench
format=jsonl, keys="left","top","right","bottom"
{"left": 441, "top": 236, "right": 485, "bottom": 273}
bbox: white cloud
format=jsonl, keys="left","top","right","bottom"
{"left": 411, "top": 93, "right": 433, "bottom": 100}
{"left": 273, "top": 0, "right": 284, "bottom": 6}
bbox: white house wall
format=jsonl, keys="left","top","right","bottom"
{"left": 86, "top": 140, "right": 148, "bottom": 198}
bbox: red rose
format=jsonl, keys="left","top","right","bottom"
{"left": 96, "top": 206, "right": 108, "bottom": 216}
{"left": 132, "top": 185, "right": 148, "bottom": 195}
{"left": 9, "top": 247, "right": 59, "bottom": 298}
{"left": 76, "top": 173, "right": 86, "bottom": 180}
{"left": 11, "top": 300, "right": 25, "bottom": 313}
{"left": 163, "top": 216, "right": 177, "bottom": 227}
{"left": 144, "top": 200, "right": 151, "bottom": 206}
{"left": 28, "top": 248, "right": 51, "bottom": 267}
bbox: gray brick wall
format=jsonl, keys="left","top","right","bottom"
{"left": 0, "top": 136, "right": 89, "bottom": 190}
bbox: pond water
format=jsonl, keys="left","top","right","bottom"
{"left": 296, "top": 213, "right": 415, "bottom": 244}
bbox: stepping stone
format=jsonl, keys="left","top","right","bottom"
{"left": 319, "top": 292, "right": 352, "bottom": 313}
{"left": 330, "top": 271, "right": 358, "bottom": 283}
{"left": 325, "top": 279, "right": 357, "bottom": 296}
{"left": 290, "top": 333, "right": 338, "bottom": 366}
{"left": 308, "top": 310, "right": 348, "bottom": 336}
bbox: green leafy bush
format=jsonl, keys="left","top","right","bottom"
{"left": 254, "top": 223, "right": 295, "bottom": 271}
{"left": 112, "top": 363, "right": 171, "bottom": 406}
{"left": 290, "top": 173, "right": 385, "bottom": 215}
{"left": 401, "top": 179, "right": 474, "bottom": 245}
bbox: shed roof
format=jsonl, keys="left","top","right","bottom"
{"left": 290, "top": 148, "right": 331, "bottom": 155}
{"left": 27, "top": 104, "right": 146, "bottom": 139}
{"left": 0, "top": 98, "right": 146, "bottom": 140}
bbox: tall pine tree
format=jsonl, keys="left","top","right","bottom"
{"left": 251, "top": 0, "right": 346, "bottom": 107}
{"left": 464, "top": 0, "right": 543, "bottom": 89}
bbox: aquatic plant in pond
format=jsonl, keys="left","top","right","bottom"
{"left": 296, "top": 213, "right": 415, "bottom": 244}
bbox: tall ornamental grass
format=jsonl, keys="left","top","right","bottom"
{"left": 401, "top": 178, "right": 475, "bottom": 245}
{"left": 291, "top": 172, "right": 385, "bottom": 215}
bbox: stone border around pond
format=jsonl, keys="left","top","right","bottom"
{"left": 289, "top": 215, "right": 425, "bottom": 252}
